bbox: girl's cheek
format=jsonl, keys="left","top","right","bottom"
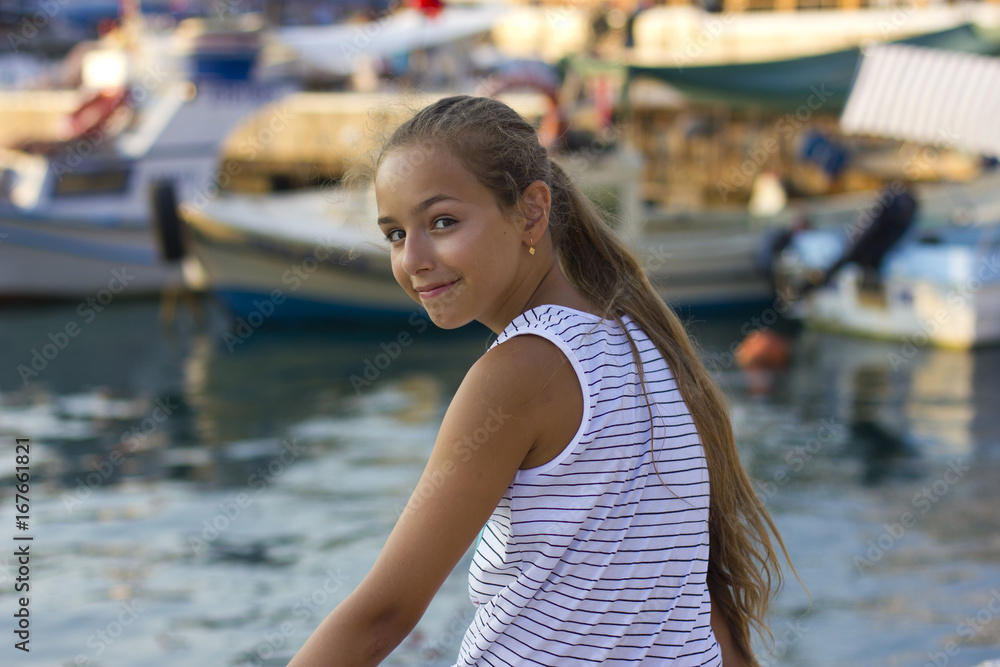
{"left": 390, "top": 261, "right": 407, "bottom": 286}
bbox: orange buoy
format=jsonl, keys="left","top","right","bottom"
{"left": 735, "top": 329, "right": 791, "bottom": 369}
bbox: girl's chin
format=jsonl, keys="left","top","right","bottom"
{"left": 423, "top": 311, "right": 474, "bottom": 330}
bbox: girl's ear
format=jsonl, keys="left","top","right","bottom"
{"left": 520, "top": 180, "right": 552, "bottom": 238}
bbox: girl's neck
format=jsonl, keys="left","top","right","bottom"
{"left": 517, "top": 261, "right": 603, "bottom": 323}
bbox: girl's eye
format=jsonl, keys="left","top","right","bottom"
{"left": 385, "top": 217, "right": 455, "bottom": 243}
{"left": 433, "top": 216, "right": 457, "bottom": 229}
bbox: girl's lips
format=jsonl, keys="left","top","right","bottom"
{"left": 417, "top": 279, "right": 458, "bottom": 299}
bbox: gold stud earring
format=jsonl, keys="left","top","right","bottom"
{"left": 528, "top": 238, "right": 535, "bottom": 255}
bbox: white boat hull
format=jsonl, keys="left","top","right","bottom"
{"left": 181, "top": 187, "right": 774, "bottom": 323}
{"left": 643, "top": 227, "right": 771, "bottom": 309}
{"left": 0, "top": 64, "right": 292, "bottom": 300}
{"left": 182, "top": 189, "right": 418, "bottom": 321}
{"left": 0, "top": 215, "right": 182, "bottom": 299}
{"left": 188, "top": 224, "right": 412, "bottom": 320}
{"left": 807, "top": 266, "right": 1000, "bottom": 349}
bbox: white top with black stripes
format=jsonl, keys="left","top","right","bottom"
{"left": 454, "top": 304, "right": 720, "bottom": 666}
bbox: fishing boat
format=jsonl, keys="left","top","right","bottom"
{"left": 0, "top": 16, "right": 291, "bottom": 300}
{"left": 626, "top": 23, "right": 1000, "bottom": 112}
{"left": 775, "top": 40, "right": 1000, "bottom": 349}
{"left": 494, "top": 0, "right": 1000, "bottom": 64}
{"left": 628, "top": 2, "right": 1000, "bottom": 66}
{"left": 178, "top": 185, "right": 403, "bottom": 322}
{"left": 171, "top": 124, "right": 795, "bottom": 325}
{"left": 172, "top": 139, "right": 655, "bottom": 322}
{"left": 168, "top": 5, "right": 1000, "bottom": 324}
{"left": 777, "top": 218, "right": 1000, "bottom": 349}
{"left": 172, "top": 37, "right": 1000, "bottom": 327}
{"left": 273, "top": 4, "right": 511, "bottom": 81}
{"left": 182, "top": 171, "right": 1000, "bottom": 329}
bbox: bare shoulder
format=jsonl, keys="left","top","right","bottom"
{"left": 462, "top": 333, "right": 583, "bottom": 469}
{"left": 467, "top": 333, "right": 576, "bottom": 406}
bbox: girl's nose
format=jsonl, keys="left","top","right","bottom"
{"left": 400, "top": 231, "right": 434, "bottom": 276}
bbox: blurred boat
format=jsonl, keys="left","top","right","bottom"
{"left": 0, "top": 16, "right": 291, "bottom": 300}
{"left": 774, "top": 40, "right": 1000, "bottom": 348}
{"left": 777, "top": 218, "right": 1000, "bottom": 349}
{"left": 272, "top": 5, "right": 510, "bottom": 81}
{"left": 172, "top": 142, "right": 779, "bottom": 322}
{"left": 172, "top": 19, "right": 1000, "bottom": 324}
{"left": 491, "top": 0, "right": 1000, "bottom": 64}
{"left": 179, "top": 186, "right": 405, "bottom": 322}
{"left": 629, "top": 4, "right": 1000, "bottom": 64}
{"left": 627, "top": 23, "right": 1000, "bottom": 112}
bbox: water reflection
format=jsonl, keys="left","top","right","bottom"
{"left": 0, "top": 297, "right": 489, "bottom": 490}
{"left": 0, "top": 298, "right": 998, "bottom": 666}
{"left": 694, "top": 320, "right": 1000, "bottom": 486}
{"left": 693, "top": 323, "right": 1000, "bottom": 666}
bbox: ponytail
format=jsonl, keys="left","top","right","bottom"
{"left": 547, "top": 158, "right": 792, "bottom": 666}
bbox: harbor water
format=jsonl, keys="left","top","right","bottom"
{"left": 1, "top": 296, "right": 999, "bottom": 667}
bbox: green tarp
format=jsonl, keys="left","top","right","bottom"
{"left": 626, "top": 23, "right": 1000, "bottom": 112}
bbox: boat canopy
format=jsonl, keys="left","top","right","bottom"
{"left": 625, "top": 24, "right": 1000, "bottom": 112}
{"left": 840, "top": 43, "right": 1000, "bottom": 159}
{"left": 274, "top": 6, "right": 509, "bottom": 77}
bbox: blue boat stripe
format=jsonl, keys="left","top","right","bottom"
{"left": 0, "top": 222, "right": 159, "bottom": 265}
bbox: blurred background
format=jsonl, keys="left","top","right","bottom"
{"left": 1, "top": 0, "right": 999, "bottom": 665}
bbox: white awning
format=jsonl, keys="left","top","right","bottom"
{"left": 275, "top": 6, "right": 509, "bottom": 77}
{"left": 840, "top": 43, "right": 1000, "bottom": 158}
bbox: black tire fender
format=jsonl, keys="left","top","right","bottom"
{"left": 151, "top": 180, "right": 185, "bottom": 262}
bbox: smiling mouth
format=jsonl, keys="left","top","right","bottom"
{"left": 416, "top": 279, "right": 459, "bottom": 299}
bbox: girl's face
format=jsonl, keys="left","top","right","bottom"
{"left": 375, "top": 145, "right": 528, "bottom": 331}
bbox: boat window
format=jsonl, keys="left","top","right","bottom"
{"left": 51, "top": 167, "right": 131, "bottom": 197}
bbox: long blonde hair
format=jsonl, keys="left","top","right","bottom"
{"left": 375, "top": 95, "right": 794, "bottom": 664}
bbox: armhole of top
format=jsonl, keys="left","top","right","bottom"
{"left": 496, "top": 328, "right": 594, "bottom": 479}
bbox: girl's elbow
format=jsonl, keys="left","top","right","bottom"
{"left": 364, "top": 602, "right": 422, "bottom": 659}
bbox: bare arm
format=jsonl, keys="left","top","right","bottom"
{"left": 710, "top": 599, "right": 747, "bottom": 667}
{"left": 287, "top": 336, "right": 567, "bottom": 666}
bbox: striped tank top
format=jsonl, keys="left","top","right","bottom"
{"left": 455, "top": 304, "right": 721, "bottom": 666}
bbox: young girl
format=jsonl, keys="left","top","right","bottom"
{"left": 288, "top": 95, "right": 791, "bottom": 666}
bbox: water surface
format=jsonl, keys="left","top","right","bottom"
{"left": 1, "top": 297, "right": 998, "bottom": 666}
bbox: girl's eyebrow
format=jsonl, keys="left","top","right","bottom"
{"left": 378, "top": 194, "right": 462, "bottom": 226}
